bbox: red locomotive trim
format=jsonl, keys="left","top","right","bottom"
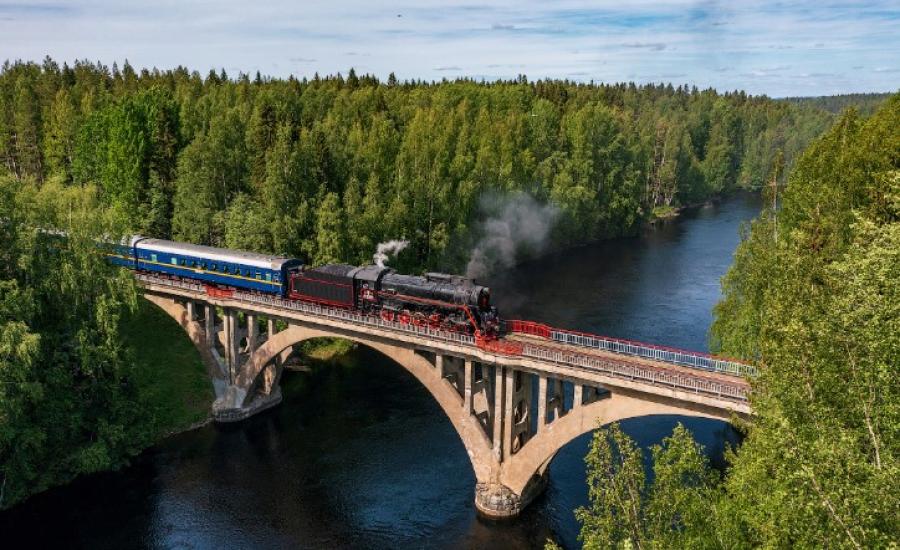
{"left": 475, "top": 335, "right": 524, "bottom": 355}
{"left": 377, "top": 290, "right": 484, "bottom": 333}
{"left": 505, "top": 320, "right": 552, "bottom": 338}
{"left": 205, "top": 285, "right": 235, "bottom": 298}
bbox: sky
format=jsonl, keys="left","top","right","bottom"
{"left": 1, "top": 0, "right": 898, "bottom": 97}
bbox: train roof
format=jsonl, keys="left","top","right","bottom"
{"left": 134, "top": 238, "right": 301, "bottom": 271}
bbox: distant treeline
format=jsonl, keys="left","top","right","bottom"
{"left": 782, "top": 92, "right": 894, "bottom": 117}
{"left": 1, "top": 58, "right": 834, "bottom": 272}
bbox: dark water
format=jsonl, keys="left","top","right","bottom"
{"left": 0, "top": 192, "right": 762, "bottom": 549}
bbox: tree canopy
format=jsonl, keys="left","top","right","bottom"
{"left": 1, "top": 58, "right": 835, "bottom": 273}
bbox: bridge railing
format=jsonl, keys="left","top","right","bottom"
{"left": 137, "top": 274, "right": 749, "bottom": 403}
{"left": 519, "top": 343, "right": 748, "bottom": 402}
{"left": 505, "top": 320, "right": 756, "bottom": 378}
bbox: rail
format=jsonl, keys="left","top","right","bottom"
{"left": 136, "top": 274, "right": 749, "bottom": 403}
{"left": 505, "top": 320, "right": 757, "bottom": 378}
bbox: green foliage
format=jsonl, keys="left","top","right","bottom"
{"left": 574, "top": 95, "right": 900, "bottom": 549}
{"left": 314, "top": 191, "right": 347, "bottom": 264}
{"left": 0, "top": 175, "right": 148, "bottom": 509}
{"left": 71, "top": 87, "right": 179, "bottom": 235}
{"left": 711, "top": 96, "right": 899, "bottom": 548}
{"left": 576, "top": 423, "right": 719, "bottom": 549}
{"left": 1, "top": 59, "right": 834, "bottom": 272}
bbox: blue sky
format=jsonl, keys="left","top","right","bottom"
{"left": 1, "top": 0, "right": 898, "bottom": 97}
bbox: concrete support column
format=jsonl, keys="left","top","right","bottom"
{"left": 267, "top": 318, "right": 275, "bottom": 340}
{"left": 186, "top": 300, "right": 195, "bottom": 322}
{"left": 537, "top": 374, "right": 548, "bottom": 432}
{"left": 573, "top": 384, "right": 583, "bottom": 409}
{"left": 503, "top": 367, "right": 516, "bottom": 461}
{"left": 261, "top": 361, "right": 280, "bottom": 395}
{"left": 225, "top": 309, "right": 238, "bottom": 383}
{"left": 436, "top": 354, "right": 444, "bottom": 374}
{"left": 511, "top": 372, "right": 532, "bottom": 449}
{"left": 463, "top": 360, "right": 473, "bottom": 413}
{"left": 492, "top": 365, "right": 504, "bottom": 460}
{"left": 205, "top": 304, "right": 215, "bottom": 348}
{"left": 247, "top": 314, "right": 258, "bottom": 354}
{"left": 551, "top": 379, "right": 564, "bottom": 420}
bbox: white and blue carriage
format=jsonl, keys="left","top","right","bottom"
{"left": 107, "top": 236, "right": 302, "bottom": 296}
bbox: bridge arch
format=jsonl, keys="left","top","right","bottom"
{"left": 501, "top": 392, "right": 732, "bottom": 496}
{"left": 239, "top": 324, "right": 496, "bottom": 482}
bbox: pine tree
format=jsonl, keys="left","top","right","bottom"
{"left": 314, "top": 191, "right": 346, "bottom": 264}
{"left": 12, "top": 76, "right": 43, "bottom": 181}
{"left": 43, "top": 88, "right": 77, "bottom": 181}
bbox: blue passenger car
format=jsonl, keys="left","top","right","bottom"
{"left": 108, "top": 236, "right": 302, "bottom": 296}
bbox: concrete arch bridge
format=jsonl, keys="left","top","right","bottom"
{"left": 138, "top": 273, "right": 753, "bottom": 519}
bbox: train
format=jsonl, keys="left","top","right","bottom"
{"left": 107, "top": 236, "right": 500, "bottom": 337}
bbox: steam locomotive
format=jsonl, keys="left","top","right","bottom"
{"left": 107, "top": 236, "right": 499, "bottom": 336}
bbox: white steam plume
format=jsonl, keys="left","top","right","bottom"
{"left": 466, "top": 192, "right": 559, "bottom": 278}
{"left": 373, "top": 239, "right": 409, "bottom": 267}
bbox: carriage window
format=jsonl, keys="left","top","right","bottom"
{"left": 223, "top": 266, "right": 229, "bottom": 273}
{"left": 210, "top": 263, "right": 217, "bottom": 271}
{"left": 151, "top": 254, "right": 157, "bottom": 263}
{"left": 172, "top": 258, "right": 179, "bottom": 265}
{"left": 266, "top": 273, "right": 272, "bottom": 282}
{"left": 255, "top": 271, "right": 261, "bottom": 280}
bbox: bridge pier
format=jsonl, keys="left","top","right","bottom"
{"left": 210, "top": 310, "right": 284, "bottom": 422}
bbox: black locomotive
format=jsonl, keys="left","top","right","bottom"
{"left": 289, "top": 264, "right": 499, "bottom": 336}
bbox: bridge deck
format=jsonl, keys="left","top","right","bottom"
{"left": 505, "top": 333, "right": 750, "bottom": 388}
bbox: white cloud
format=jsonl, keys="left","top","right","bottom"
{"left": 0, "top": 0, "right": 897, "bottom": 96}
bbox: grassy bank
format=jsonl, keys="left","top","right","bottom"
{"left": 297, "top": 338, "right": 358, "bottom": 362}
{"left": 122, "top": 298, "right": 214, "bottom": 437}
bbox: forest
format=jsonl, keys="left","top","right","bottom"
{"left": 1, "top": 57, "right": 835, "bottom": 273}
{"left": 782, "top": 92, "right": 892, "bottom": 117}
{"left": 569, "top": 95, "right": 898, "bottom": 549}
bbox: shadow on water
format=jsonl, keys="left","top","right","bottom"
{"left": 0, "top": 192, "right": 761, "bottom": 549}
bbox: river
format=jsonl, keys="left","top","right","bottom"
{"left": 0, "top": 192, "right": 762, "bottom": 549}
